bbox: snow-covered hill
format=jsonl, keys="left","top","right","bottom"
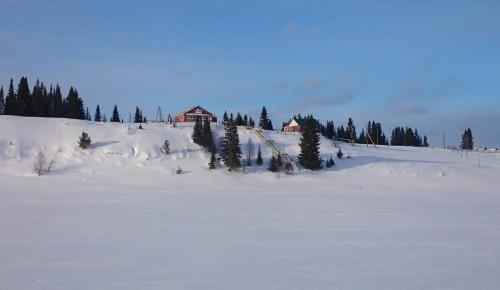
{"left": 1, "top": 116, "right": 500, "bottom": 290}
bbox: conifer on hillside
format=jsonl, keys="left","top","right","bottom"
{"left": 94, "top": 105, "right": 102, "bottom": 122}
{"left": 259, "top": 106, "right": 273, "bottom": 130}
{"left": 208, "top": 148, "right": 216, "bottom": 170}
{"left": 256, "top": 144, "right": 263, "bottom": 165}
{"left": 221, "top": 118, "right": 241, "bottom": 171}
{"left": 298, "top": 115, "right": 322, "bottom": 170}
{"left": 111, "top": 105, "right": 120, "bottom": 122}
{"left": 134, "top": 106, "right": 143, "bottom": 123}
{"left": 268, "top": 155, "right": 279, "bottom": 172}
{"left": 78, "top": 131, "right": 92, "bottom": 149}
{"left": 0, "top": 86, "right": 4, "bottom": 114}
{"left": 202, "top": 120, "right": 215, "bottom": 151}
{"left": 85, "top": 107, "right": 91, "bottom": 121}
{"left": 192, "top": 117, "right": 203, "bottom": 145}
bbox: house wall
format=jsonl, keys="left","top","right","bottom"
{"left": 284, "top": 125, "right": 301, "bottom": 133}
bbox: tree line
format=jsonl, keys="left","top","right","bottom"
{"left": 0, "top": 77, "right": 85, "bottom": 119}
{"left": 281, "top": 114, "right": 428, "bottom": 148}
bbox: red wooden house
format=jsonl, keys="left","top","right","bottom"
{"left": 174, "top": 105, "right": 217, "bottom": 123}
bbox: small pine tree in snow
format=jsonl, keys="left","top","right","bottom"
{"left": 256, "top": 145, "right": 263, "bottom": 165}
{"left": 337, "top": 148, "right": 343, "bottom": 159}
{"left": 325, "top": 157, "right": 335, "bottom": 168}
{"left": 162, "top": 139, "right": 170, "bottom": 154}
{"left": 268, "top": 155, "right": 279, "bottom": 172}
{"left": 78, "top": 131, "right": 91, "bottom": 149}
{"left": 94, "top": 105, "right": 102, "bottom": 122}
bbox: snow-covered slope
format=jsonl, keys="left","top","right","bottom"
{"left": 1, "top": 116, "right": 500, "bottom": 290}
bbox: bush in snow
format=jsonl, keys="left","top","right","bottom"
{"left": 162, "top": 139, "right": 170, "bottom": 154}
{"left": 78, "top": 131, "right": 92, "bottom": 149}
{"left": 337, "top": 148, "right": 343, "bottom": 159}
{"left": 176, "top": 165, "right": 183, "bottom": 174}
{"left": 33, "top": 151, "right": 46, "bottom": 176}
{"left": 325, "top": 157, "right": 335, "bottom": 168}
{"left": 32, "top": 151, "right": 56, "bottom": 176}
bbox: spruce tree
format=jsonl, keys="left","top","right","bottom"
{"left": 111, "top": 105, "right": 120, "bottom": 122}
{"left": 221, "top": 118, "right": 241, "bottom": 170}
{"left": 268, "top": 155, "right": 278, "bottom": 172}
{"left": 208, "top": 148, "right": 216, "bottom": 169}
{"left": 78, "top": 131, "right": 92, "bottom": 149}
{"left": 4, "top": 79, "right": 17, "bottom": 115}
{"left": 249, "top": 117, "right": 255, "bottom": 127}
{"left": 192, "top": 117, "right": 203, "bottom": 145}
{"left": 63, "top": 87, "right": 85, "bottom": 119}
{"left": 223, "top": 111, "right": 228, "bottom": 123}
{"left": 94, "top": 105, "right": 102, "bottom": 121}
{"left": 298, "top": 115, "right": 322, "bottom": 170}
{"left": 102, "top": 114, "right": 107, "bottom": 122}
{"left": 235, "top": 112, "right": 244, "bottom": 126}
{"left": 461, "top": 128, "right": 473, "bottom": 150}
{"left": 423, "top": 136, "right": 429, "bottom": 147}
{"left": 85, "top": 107, "right": 91, "bottom": 120}
{"left": 31, "top": 80, "right": 44, "bottom": 117}
{"left": 346, "top": 118, "right": 356, "bottom": 143}
{"left": 134, "top": 106, "right": 143, "bottom": 123}
{"left": 202, "top": 120, "right": 214, "bottom": 151}
{"left": 256, "top": 144, "right": 263, "bottom": 165}
{"left": 0, "top": 86, "right": 4, "bottom": 114}
{"left": 259, "top": 106, "right": 272, "bottom": 130}
{"left": 53, "top": 84, "right": 63, "bottom": 117}
{"left": 358, "top": 129, "right": 367, "bottom": 144}
{"left": 467, "top": 129, "right": 473, "bottom": 149}
{"left": 15, "top": 77, "right": 31, "bottom": 116}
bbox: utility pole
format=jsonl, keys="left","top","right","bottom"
{"left": 442, "top": 129, "right": 446, "bottom": 149}
{"left": 155, "top": 107, "right": 163, "bottom": 123}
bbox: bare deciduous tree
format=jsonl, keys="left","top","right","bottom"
{"left": 33, "top": 151, "right": 47, "bottom": 176}
{"left": 32, "top": 150, "right": 56, "bottom": 176}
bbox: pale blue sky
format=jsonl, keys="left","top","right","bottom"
{"left": 1, "top": 0, "right": 499, "bottom": 147}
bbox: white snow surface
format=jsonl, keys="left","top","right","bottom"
{"left": 1, "top": 116, "right": 499, "bottom": 290}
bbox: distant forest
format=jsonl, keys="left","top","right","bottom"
{"left": 0, "top": 77, "right": 88, "bottom": 120}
